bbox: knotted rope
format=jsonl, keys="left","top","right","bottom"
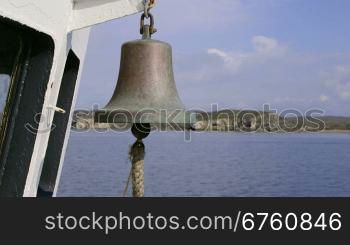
{"left": 123, "top": 124, "right": 150, "bottom": 198}
{"left": 129, "top": 140, "right": 145, "bottom": 197}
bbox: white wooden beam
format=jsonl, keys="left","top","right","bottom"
{"left": 70, "top": 0, "right": 143, "bottom": 31}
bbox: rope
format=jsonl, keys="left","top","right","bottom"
{"left": 128, "top": 140, "right": 146, "bottom": 197}
{"left": 123, "top": 124, "right": 150, "bottom": 197}
{"left": 122, "top": 169, "right": 132, "bottom": 197}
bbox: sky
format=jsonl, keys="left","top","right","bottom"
{"left": 76, "top": 0, "right": 350, "bottom": 116}
{"left": 0, "top": 75, "right": 10, "bottom": 111}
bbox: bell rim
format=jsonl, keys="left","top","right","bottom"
{"left": 93, "top": 109, "right": 196, "bottom": 129}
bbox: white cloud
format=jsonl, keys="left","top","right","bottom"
{"left": 207, "top": 49, "right": 233, "bottom": 63}
{"left": 175, "top": 35, "right": 350, "bottom": 115}
{"left": 207, "top": 48, "right": 245, "bottom": 73}
{"left": 320, "top": 95, "right": 330, "bottom": 102}
{"left": 338, "top": 84, "right": 350, "bottom": 100}
{"left": 207, "top": 36, "right": 288, "bottom": 73}
{"left": 322, "top": 65, "right": 350, "bottom": 100}
{"left": 252, "top": 36, "right": 279, "bottom": 53}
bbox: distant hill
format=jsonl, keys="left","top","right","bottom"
{"left": 282, "top": 116, "right": 350, "bottom": 131}
{"left": 317, "top": 116, "right": 350, "bottom": 130}
{"left": 70, "top": 110, "right": 350, "bottom": 133}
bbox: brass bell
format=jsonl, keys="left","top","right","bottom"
{"left": 95, "top": 14, "right": 195, "bottom": 131}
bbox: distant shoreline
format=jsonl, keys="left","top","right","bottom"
{"left": 70, "top": 110, "right": 350, "bottom": 133}
{"left": 71, "top": 128, "right": 350, "bottom": 134}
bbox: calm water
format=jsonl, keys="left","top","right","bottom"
{"left": 57, "top": 131, "right": 350, "bottom": 197}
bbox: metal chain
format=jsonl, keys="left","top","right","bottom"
{"left": 140, "top": 13, "right": 156, "bottom": 36}
{"left": 140, "top": 0, "right": 157, "bottom": 36}
{"left": 143, "top": 0, "right": 155, "bottom": 18}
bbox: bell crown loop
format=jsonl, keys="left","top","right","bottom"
{"left": 140, "top": 13, "right": 157, "bottom": 38}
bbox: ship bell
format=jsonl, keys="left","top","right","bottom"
{"left": 95, "top": 14, "right": 194, "bottom": 131}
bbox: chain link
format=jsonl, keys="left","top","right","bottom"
{"left": 143, "top": 0, "right": 155, "bottom": 18}
{"left": 140, "top": 0, "right": 157, "bottom": 36}
{"left": 140, "top": 13, "right": 156, "bottom": 36}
